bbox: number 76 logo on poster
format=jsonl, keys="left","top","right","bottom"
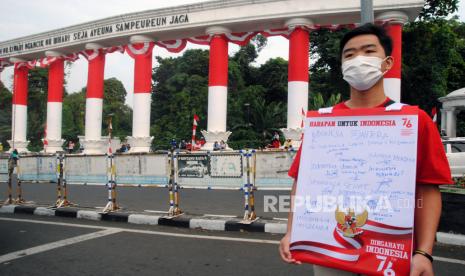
{"left": 402, "top": 118, "right": 413, "bottom": 128}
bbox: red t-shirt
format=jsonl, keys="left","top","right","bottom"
{"left": 288, "top": 99, "right": 453, "bottom": 185}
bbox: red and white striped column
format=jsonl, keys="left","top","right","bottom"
{"left": 377, "top": 11, "right": 408, "bottom": 103}
{"left": 201, "top": 26, "right": 232, "bottom": 150}
{"left": 80, "top": 44, "right": 107, "bottom": 154}
{"left": 281, "top": 18, "right": 312, "bottom": 148}
{"left": 44, "top": 52, "right": 65, "bottom": 153}
{"left": 126, "top": 36, "right": 155, "bottom": 152}
{"left": 8, "top": 59, "right": 30, "bottom": 152}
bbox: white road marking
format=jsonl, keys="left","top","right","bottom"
{"left": 434, "top": 256, "right": 465, "bottom": 266}
{"left": 203, "top": 214, "right": 237, "bottom": 218}
{"left": 0, "top": 217, "right": 464, "bottom": 266}
{"left": 143, "top": 210, "right": 168, "bottom": 214}
{"left": 0, "top": 217, "right": 279, "bottom": 245}
{"left": 0, "top": 228, "right": 121, "bottom": 264}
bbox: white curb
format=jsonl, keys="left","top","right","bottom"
{"left": 190, "top": 218, "right": 226, "bottom": 231}
{"left": 128, "top": 214, "right": 160, "bottom": 225}
{"left": 264, "top": 223, "right": 287, "bottom": 234}
{"left": 437, "top": 232, "right": 465, "bottom": 247}
{"left": 77, "top": 210, "right": 101, "bottom": 221}
{"left": 33, "top": 207, "right": 55, "bottom": 216}
{"left": 0, "top": 205, "right": 17, "bottom": 214}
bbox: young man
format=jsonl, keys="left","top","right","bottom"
{"left": 279, "top": 23, "right": 452, "bottom": 276}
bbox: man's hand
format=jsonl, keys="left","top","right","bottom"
{"left": 410, "top": 254, "right": 434, "bottom": 276}
{"left": 279, "top": 232, "right": 301, "bottom": 264}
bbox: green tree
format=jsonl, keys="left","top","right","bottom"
{"left": 102, "top": 78, "right": 132, "bottom": 139}
{"left": 419, "top": 0, "right": 459, "bottom": 20}
{"left": 402, "top": 18, "right": 465, "bottom": 113}
{"left": 26, "top": 67, "right": 48, "bottom": 152}
{"left": 248, "top": 97, "right": 285, "bottom": 143}
{"left": 256, "top": 57, "right": 288, "bottom": 103}
{"left": 0, "top": 81, "right": 12, "bottom": 150}
{"left": 309, "top": 92, "right": 341, "bottom": 111}
{"left": 309, "top": 28, "right": 350, "bottom": 102}
{"left": 151, "top": 49, "right": 209, "bottom": 150}
{"left": 62, "top": 90, "right": 85, "bottom": 143}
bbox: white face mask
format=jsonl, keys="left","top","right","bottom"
{"left": 341, "top": 55, "right": 387, "bottom": 91}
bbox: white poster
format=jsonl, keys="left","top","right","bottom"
{"left": 290, "top": 107, "right": 419, "bottom": 275}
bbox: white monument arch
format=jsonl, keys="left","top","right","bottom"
{"left": 0, "top": 0, "right": 423, "bottom": 153}
{"left": 439, "top": 87, "right": 465, "bottom": 138}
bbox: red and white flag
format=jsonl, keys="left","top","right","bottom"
{"left": 192, "top": 114, "right": 200, "bottom": 151}
{"left": 431, "top": 107, "right": 437, "bottom": 123}
{"left": 108, "top": 121, "right": 113, "bottom": 155}
{"left": 300, "top": 108, "right": 306, "bottom": 140}
{"left": 43, "top": 124, "right": 48, "bottom": 146}
{"left": 301, "top": 108, "right": 306, "bottom": 128}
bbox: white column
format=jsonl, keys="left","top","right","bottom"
{"left": 376, "top": 11, "right": 409, "bottom": 102}
{"left": 126, "top": 36, "right": 154, "bottom": 152}
{"left": 79, "top": 43, "right": 107, "bottom": 154}
{"left": 446, "top": 108, "right": 457, "bottom": 138}
{"left": 440, "top": 108, "right": 447, "bottom": 135}
{"left": 201, "top": 26, "right": 232, "bottom": 151}
{"left": 44, "top": 51, "right": 65, "bottom": 153}
{"left": 7, "top": 58, "right": 30, "bottom": 152}
{"left": 281, "top": 18, "right": 312, "bottom": 148}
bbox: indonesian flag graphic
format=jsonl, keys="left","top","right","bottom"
{"left": 291, "top": 212, "right": 413, "bottom": 276}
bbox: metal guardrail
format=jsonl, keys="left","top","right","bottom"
{"left": 176, "top": 151, "right": 245, "bottom": 189}
{"left": 0, "top": 156, "right": 8, "bottom": 183}
{"left": 1, "top": 150, "right": 297, "bottom": 219}
{"left": 254, "top": 150, "right": 296, "bottom": 189}
{"left": 17, "top": 154, "right": 57, "bottom": 183}
{"left": 2, "top": 150, "right": 296, "bottom": 189}
{"left": 65, "top": 154, "right": 107, "bottom": 184}
{"left": 115, "top": 153, "right": 169, "bottom": 186}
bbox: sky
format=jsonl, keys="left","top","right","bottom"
{"left": 1, "top": 0, "right": 464, "bottom": 107}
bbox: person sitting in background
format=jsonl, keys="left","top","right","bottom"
{"left": 180, "top": 140, "right": 187, "bottom": 150}
{"left": 8, "top": 149, "right": 19, "bottom": 175}
{"left": 170, "top": 139, "right": 177, "bottom": 151}
{"left": 199, "top": 137, "right": 206, "bottom": 146}
{"left": 0, "top": 142, "right": 3, "bottom": 153}
{"left": 119, "top": 143, "right": 127, "bottom": 153}
{"left": 273, "top": 131, "right": 280, "bottom": 141}
{"left": 283, "top": 139, "right": 292, "bottom": 149}
{"left": 220, "top": 140, "right": 226, "bottom": 150}
{"left": 213, "top": 141, "right": 221, "bottom": 151}
{"left": 272, "top": 137, "right": 281, "bottom": 148}
{"left": 67, "top": 141, "right": 75, "bottom": 154}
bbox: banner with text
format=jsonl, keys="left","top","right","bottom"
{"left": 290, "top": 106, "right": 419, "bottom": 275}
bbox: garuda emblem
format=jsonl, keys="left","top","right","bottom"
{"left": 335, "top": 207, "right": 368, "bottom": 238}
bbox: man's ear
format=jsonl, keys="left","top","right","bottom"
{"left": 383, "top": 56, "right": 394, "bottom": 73}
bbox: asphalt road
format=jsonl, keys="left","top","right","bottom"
{"left": 0, "top": 214, "right": 464, "bottom": 276}
{"left": 0, "top": 213, "right": 311, "bottom": 276}
{"left": 0, "top": 181, "right": 290, "bottom": 218}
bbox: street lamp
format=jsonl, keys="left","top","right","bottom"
{"left": 360, "top": 0, "right": 374, "bottom": 24}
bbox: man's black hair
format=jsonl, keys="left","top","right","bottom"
{"left": 339, "top": 23, "right": 393, "bottom": 57}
